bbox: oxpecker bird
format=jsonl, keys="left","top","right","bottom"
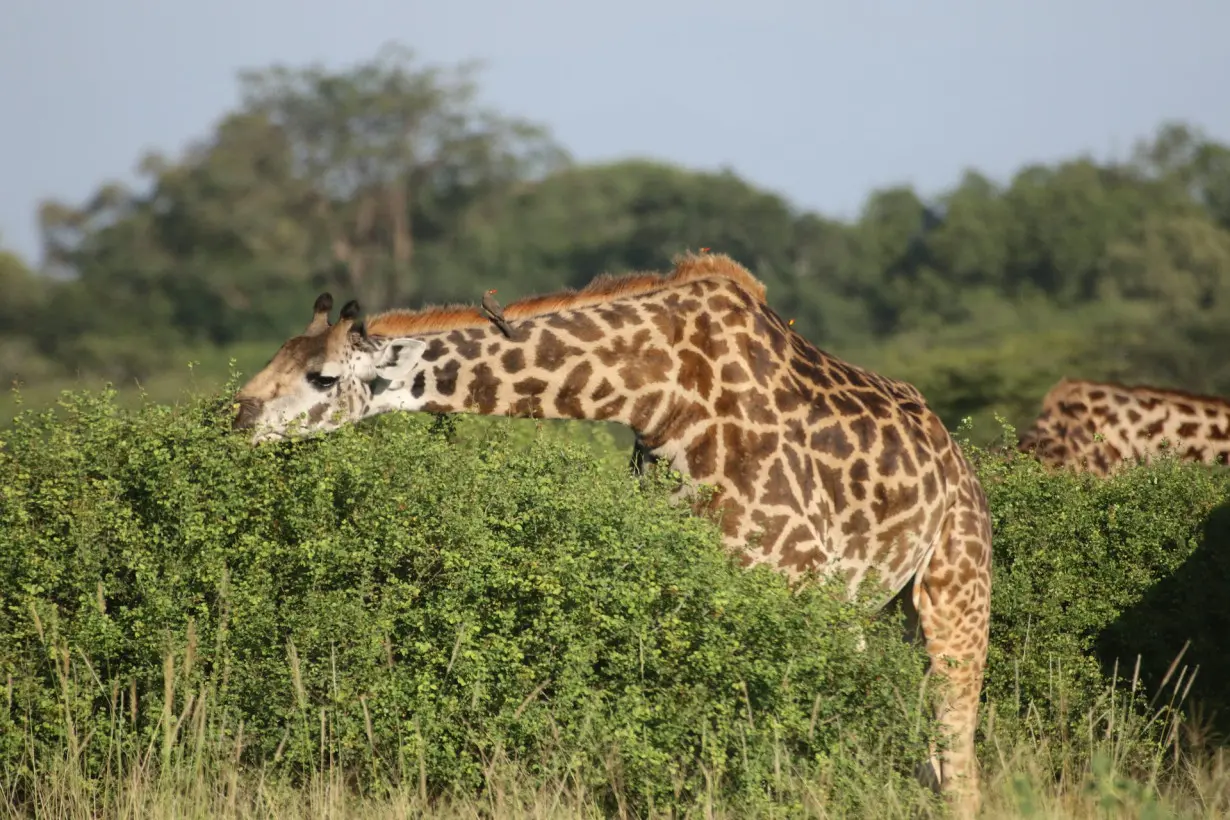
{"left": 481, "top": 288, "right": 514, "bottom": 338}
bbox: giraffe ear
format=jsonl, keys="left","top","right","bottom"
{"left": 369, "top": 338, "right": 428, "bottom": 385}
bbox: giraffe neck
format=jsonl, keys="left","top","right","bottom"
{"left": 365, "top": 292, "right": 711, "bottom": 451}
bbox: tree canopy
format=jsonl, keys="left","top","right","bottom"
{"left": 7, "top": 44, "right": 1230, "bottom": 436}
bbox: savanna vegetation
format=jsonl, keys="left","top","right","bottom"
{"left": 3, "top": 389, "right": 1230, "bottom": 818}
{"left": 3, "top": 42, "right": 1230, "bottom": 818}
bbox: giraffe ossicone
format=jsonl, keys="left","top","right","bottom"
{"left": 1019, "top": 377, "right": 1230, "bottom": 476}
{"left": 232, "top": 252, "right": 993, "bottom": 816}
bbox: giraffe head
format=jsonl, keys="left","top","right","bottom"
{"left": 231, "top": 293, "right": 429, "bottom": 443}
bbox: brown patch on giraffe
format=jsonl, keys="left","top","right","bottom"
{"left": 594, "top": 303, "right": 643, "bottom": 329}
{"left": 433, "top": 360, "right": 461, "bottom": 396}
{"left": 817, "top": 462, "right": 847, "bottom": 515}
{"left": 510, "top": 396, "right": 544, "bottom": 417}
{"left": 714, "top": 389, "right": 743, "bottom": 420}
{"left": 686, "top": 425, "right": 719, "bottom": 477}
{"left": 465, "top": 363, "right": 500, "bottom": 413}
{"left": 854, "top": 390, "right": 895, "bottom": 420}
{"left": 629, "top": 390, "right": 665, "bottom": 431}
{"left": 760, "top": 459, "right": 804, "bottom": 515}
{"left": 849, "top": 416, "right": 878, "bottom": 453}
{"left": 590, "top": 378, "right": 615, "bottom": 402}
{"left": 743, "top": 390, "right": 777, "bottom": 424}
{"left": 779, "top": 524, "right": 824, "bottom": 572}
{"left": 713, "top": 387, "right": 776, "bottom": 425}
{"left": 447, "top": 330, "right": 482, "bottom": 360}
{"left": 694, "top": 492, "right": 746, "bottom": 540}
{"left": 545, "top": 311, "right": 605, "bottom": 342}
{"left": 811, "top": 424, "right": 854, "bottom": 459}
{"left": 422, "top": 338, "right": 448, "bottom": 362}
{"left": 512, "top": 377, "right": 548, "bottom": 417}
{"left": 707, "top": 294, "right": 741, "bottom": 316}
{"left": 1177, "top": 421, "right": 1200, "bottom": 438}
{"left": 307, "top": 403, "right": 330, "bottom": 424}
{"left": 754, "top": 312, "right": 790, "bottom": 360}
{"left": 840, "top": 509, "right": 872, "bottom": 561}
{"left": 365, "top": 251, "right": 767, "bottom": 338}
{"left": 720, "top": 361, "right": 750, "bottom": 383}
{"left": 848, "top": 459, "right": 870, "bottom": 501}
{"left": 555, "top": 362, "right": 593, "bottom": 418}
{"left": 678, "top": 350, "right": 715, "bottom": 399}
{"left": 806, "top": 395, "right": 833, "bottom": 422}
{"left": 644, "top": 302, "right": 687, "bottom": 345}
{"left": 749, "top": 510, "right": 791, "bottom": 554}
{"left": 722, "top": 425, "right": 778, "bottom": 498}
{"left": 783, "top": 445, "right": 815, "bottom": 508}
{"left": 1183, "top": 445, "right": 1205, "bottom": 460}
{"left": 689, "top": 313, "right": 730, "bottom": 359}
{"left": 501, "top": 348, "right": 526, "bottom": 373}
{"left": 594, "top": 329, "right": 673, "bottom": 390}
{"left": 831, "top": 391, "right": 864, "bottom": 417}
{"left": 773, "top": 386, "right": 806, "bottom": 414}
{"left": 871, "top": 483, "right": 921, "bottom": 524}
{"left": 535, "top": 330, "right": 584, "bottom": 372}
{"left": 736, "top": 333, "right": 778, "bottom": 387}
{"left": 648, "top": 396, "right": 711, "bottom": 447}
{"left": 875, "top": 509, "right": 926, "bottom": 572}
{"left": 878, "top": 424, "right": 917, "bottom": 477}
{"left": 594, "top": 396, "right": 627, "bottom": 421}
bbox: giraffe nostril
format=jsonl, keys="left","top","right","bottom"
{"left": 232, "top": 398, "right": 263, "bottom": 431}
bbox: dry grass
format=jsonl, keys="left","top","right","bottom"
{"left": 3, "top": 648, "right": 1228, "bottom": 819}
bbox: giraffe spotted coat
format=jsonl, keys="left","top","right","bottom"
{"left": 233, "top": 253, "right": 993, "bottom": 816}
{"left": 1019, "top": 377, "right": 1230, "bottom": 476}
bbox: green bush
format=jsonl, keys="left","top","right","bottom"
{"left": 0, "top": 384, "right": 936, "bottom": 815}
{"left": 965, "top": 420, "right": 1230, "bottom": 744}
{"left": 4, "top": 386, "right": 1229, "bottom": 815}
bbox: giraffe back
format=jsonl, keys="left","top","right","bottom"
{"left": 1018, "top": 377, "right": 1230, "bottom": 475}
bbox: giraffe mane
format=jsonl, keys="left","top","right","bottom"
{"left": 364, "top": 252, "right": 768, "bottom": 338}
{"left": 1047, "top": 377, "right": 1230, "bottom": 412}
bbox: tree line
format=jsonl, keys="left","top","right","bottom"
{"left": 4, "top": 42, "right": 1230, "bottom": 434}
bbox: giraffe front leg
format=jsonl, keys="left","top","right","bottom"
{"left": 913, "top": 521, "right": 991, "bottom": 819}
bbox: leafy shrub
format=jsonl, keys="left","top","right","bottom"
{"left": 0, "top": 384, "right": 935, "bottom": 815}
{"left": 964, "top": 420, "right": 1230, "bottom": 745}
{"left": 5, "top": 386, "right": 1229, "bottom": 814}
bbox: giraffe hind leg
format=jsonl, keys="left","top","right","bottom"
{"left": 912, "top": 500, "right": 991, "bottom": 819}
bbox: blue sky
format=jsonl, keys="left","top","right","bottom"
{"left": 2, "top": 0, "right": 1227, "bottom": 267}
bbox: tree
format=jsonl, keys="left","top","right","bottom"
{"left": 236, "top": 42, "right": 568, "bottom": 309}
{"left": 32, "top": 43, "right": 569, "bottom": 371}
{"left": 0, "top": 235, "right": 57, "bottom": 384}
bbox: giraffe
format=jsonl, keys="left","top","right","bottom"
{"left": 1018, "top": 377, "right": 1230, "bottom": 476}
{"left": 231, "top": 253, "right": 993, "bottom": 816}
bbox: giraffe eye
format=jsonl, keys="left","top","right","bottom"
{"left": 307, "top": 372, "right": 338, "bottom": 390}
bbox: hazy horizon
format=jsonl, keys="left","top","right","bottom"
{"left": 2, "top": 0, "right": 1227, "bottom": 268}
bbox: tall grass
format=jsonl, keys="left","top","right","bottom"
{"left": 2, "top": 641, "right": 1224, "bottom": 819}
